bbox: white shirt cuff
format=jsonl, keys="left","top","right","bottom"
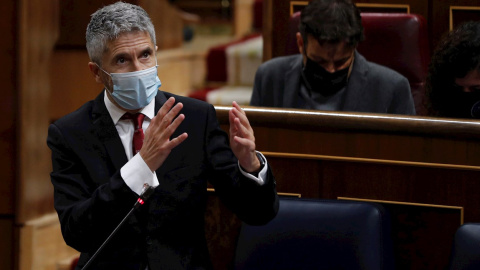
{"left": 238, "top": 151, "right": 268, "bottom": 185}
{"left": 121, "top": 153, "right": 159, "bottom": 195}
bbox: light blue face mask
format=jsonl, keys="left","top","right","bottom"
{"left": 97, "top": 64, "right": 161, "bottom": 110}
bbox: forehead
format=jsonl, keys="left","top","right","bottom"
{"left": 306, "top": 35, "right": 354, "bottom": 59}
{"left": 104, "top": 31, "right": 154, "bottom": 56}
{"left": 455, "top": 69, "right": 480, "bottom": 86}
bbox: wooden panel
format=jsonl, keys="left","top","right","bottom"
{"left": 205, "top": 191, "right": 241, "bottom": 270}
{"left": 18, "top": 213, "right": 78, "bottom": 270}
{"left": 234, "top": 0, "right": 255, "bottom": 37}
{"left": 288, "top": 0, "right": 413, "bottom": 14}
{"left": 138, "top": 0, "right": 184, "bottom": 50}
{"left": 450, "top": 6, "right": 480, "bottom": 30}
{"left": 18, "top": 0, "right": 59, "bottom": 224}
{"left": 263, "top": 0, "right": 294, "bottom": 60}
{"left": 0, "top": 0, "right": 17, "bottom": 216}
{"left": 174, "top": 0, "right": 233, "bottom": 23}
{"left": 49, "top": 51, "right": 100, "bottom": 122}
{"left": 290, "top": 1, "right": 308, "bottom": 14}
{"left": 430, "top": 0, "right": 480, "bottom": 53}
{"left": 0, "top": 218, "right": 14, "bottom": 270}
{"left": 57, "top": 0, "right": 183, "bottom": 50}
{"left": 56, "top": 0, "right": 122, "bottom": 49}
{"left": 207, "top": 106, "right": 480, "bottom": 270}
{"left": 217, "top": 107, "right": 480, "bottom": 165}
{"left": 357, "top": 3, "right": 410, "bottom": 13}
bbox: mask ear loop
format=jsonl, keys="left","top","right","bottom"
{"left": 95, "top": 63, "right": 112, "bottom": 77}
{"left": 94, "top": 63, "right": 115, "bottom": 95}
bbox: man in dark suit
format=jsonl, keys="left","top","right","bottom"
{"left": 47, "top": 2, "right": 278, "bottom": 269}
{"left": 250, "top": 0, "right": 416, "bottom": 115}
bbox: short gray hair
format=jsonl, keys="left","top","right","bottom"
{"left": 86, "top": 2, "right": 156, "bottom": 65}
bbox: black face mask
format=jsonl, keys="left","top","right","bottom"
{"left": 444, "top": 91, "right": 480, "bottom": 119}
{"left": 301, "top": 57, "right": 349, "bottom": 96}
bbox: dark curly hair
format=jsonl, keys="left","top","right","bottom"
{"left": 299, "top": 0, "right": 364, "bottom": 48}
{"left": 425, "top": 21, "right": 480, "bottom": 117}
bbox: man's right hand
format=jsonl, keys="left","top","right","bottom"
{"left": 140, "top": 97, "right": 188, "bottom": 172}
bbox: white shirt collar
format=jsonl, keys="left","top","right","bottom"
{"left": 103, "top": 90, "right": 155, "bottom": 124}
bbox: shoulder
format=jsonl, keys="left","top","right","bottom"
{"left": 368, "top": 62, "right": 407, "bottom": 82}
{"left": 258, "top": 54, "right": 302, "bottom": 73}
{"left": 47, "top": 99, "right": 99, "bottom": 148}
{"left": 52, "top": 100, "right": 96, "bottom": 130}
{"left": 355, "top": 53, "right": 407, "bottom": 83}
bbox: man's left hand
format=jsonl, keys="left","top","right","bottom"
{"left": 229, "top": 101, "right": 261, "bottom": 173}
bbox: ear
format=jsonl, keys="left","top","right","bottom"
{"left": 88, "top": 62, "right": 103, "bottom": 84}
{"left": 296, "top": 32, "right": 304, "bottom": 55}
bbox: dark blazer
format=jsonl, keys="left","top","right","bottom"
{"left": 250, "top": 51, "right": 416, "bottom": 115}
{"left": 48, "top": 91, "right": 279, "bottom": 270}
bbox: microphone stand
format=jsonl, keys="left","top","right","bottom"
{"left": 81, "top": 184, "right": 155, "bottom": 270}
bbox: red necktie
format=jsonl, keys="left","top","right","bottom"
{"left": 121, "top": 113, "right": 145, "bottom": 155}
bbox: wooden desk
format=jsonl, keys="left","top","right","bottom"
{"left": 206, "top": 106, "right": 480, "bottom": 270}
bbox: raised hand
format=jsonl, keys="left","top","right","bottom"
{"left": 229, "top": 101, "right": 261, "bottom": 173}
{"left": 140, "top": 97, "right": 188, "bottom": 171}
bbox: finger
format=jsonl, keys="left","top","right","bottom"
{"left": 158, "top": 97, "right": 176, "bottom": 119}
{"left": 232, "top": 101, "right": 246, "bottom": 116}
{"left": 168, "top": 132, "right": 189, "bottom": 149}
{"left": 159, "top": 102, "right": 184, "bottom": 130}
{"left": 151, "top": 97, "right": 176, "bottom": 126}
{"left": 231, "top": 106, "right": 252, "bottom": 131}
{"left": 229, "top": 109, "right": 238, "bottom": 135}
{"left": 233, "top": 135, "right": 256, "bottom": 151}
{"left": 162, "top": 113, "right": 186, "bottom": 140}
{"left": 234, "top": 117, "right": 253, "bottom": 140}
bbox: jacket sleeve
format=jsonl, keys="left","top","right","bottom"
{"left": 250, "top": 65, "right": 265, "bottom": 106}
{"left": 389, "top": 76, "right": 416, "bottom": 115}
{"left": 204, "top": 104, "right": 279, "bottom": 225}
{"left": 48, "top": 123, "right": 138, "bottom": 252}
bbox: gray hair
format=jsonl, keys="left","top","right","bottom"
{"left": 86, "top": 2, "right": 156, "bottom": 65}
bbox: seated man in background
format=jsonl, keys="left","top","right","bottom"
{"left": 426, "top": 21, "right": 480, "bottom": 119}
{"left": 47, "top": 2, "right": 278, "bottom": 269}
{"left": 250, "top": 0, "right": 416, "bottom": 115}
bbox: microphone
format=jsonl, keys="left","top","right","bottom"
{"left": 134, "top": 183, "right": 155, "bottom": 209}
{"left": 471, "top": 100, "right": 480, "bottom": 118}
{"left": 82, "top": 183, "right": 155, "bottom": 270}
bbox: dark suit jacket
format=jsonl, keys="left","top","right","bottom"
{"left": 48, "top": 91, "right": 279, "bottom": 270}
{"left": 250, "top": 51, "right": 416, "bottom": 115}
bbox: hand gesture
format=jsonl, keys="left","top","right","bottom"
{"left": 229, "top": 101, "right": 261, "bottom": 173}
{"left": 140, "top": 97, "right": 188, "bottom": 171}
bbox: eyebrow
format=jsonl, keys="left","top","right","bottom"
{"left": 111, "top": 46, "right": 154, "bottom": 61}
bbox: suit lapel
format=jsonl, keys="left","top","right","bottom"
{"left": 283, "top": 55, "right": 303, "bottom": 108}
{"left": 154, "top": 90, "right": 168, "bottom": 115}
{"left": 343, "top": 51, "right": 369, "bottom": 111}
{"left": 89, "top": 90, "right": 168, "bottom": 174}
{"left": 91, "top": 91, "right": 128, "bottom": 171}
{"left": 153, "top": 91, "right": 170, "bottom": 176}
